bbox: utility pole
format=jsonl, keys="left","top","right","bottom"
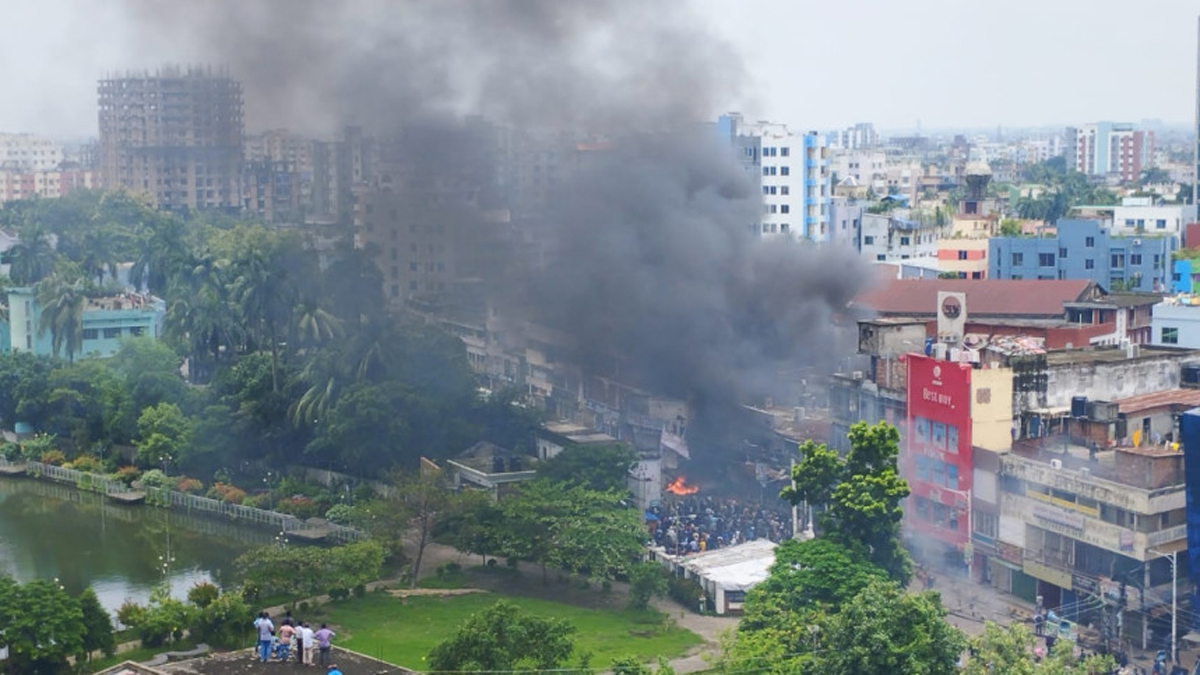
{"left": 1149, "top": 548, "right": 1178, "bottom": 664}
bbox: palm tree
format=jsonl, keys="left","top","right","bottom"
{"left": 79, "top": 226, "right": 121, "bottom": 287}
{"left": 130, "top": 216, "right": 187, "bottom": 294}
{"left": 232, "top": 248, "right": 296, "bottom": 392}
{"left": 36, "top": 276, "right": 87, "bottom": 364}
{"left": 164, "top": 286, "right": 243, "bottom": 383}
{"left": 6, "top": 229, "right": 58, "bottom": 285}
{"left": 292, "top": 297, "right": 343, "bottom": 355}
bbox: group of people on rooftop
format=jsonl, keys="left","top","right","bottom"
{"left": 253, "top": 610, "right": 339, "bottom": 671}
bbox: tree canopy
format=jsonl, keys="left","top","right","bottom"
{"left": 537, "top": 442, "right": 637, "bottom": 492}
{"left": 427, "top": 599, "right": 577, "bottom": 672}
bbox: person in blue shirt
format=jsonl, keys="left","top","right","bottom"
{"left": 327, "top": 665, "right": 343, "bottom": 675}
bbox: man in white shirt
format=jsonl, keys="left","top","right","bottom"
{"left": 299, "top": 622, "right": 316, "bottom": 665}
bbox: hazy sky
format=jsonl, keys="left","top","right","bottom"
{"left": 2, "top": 0, "right": 1197, "bottom": 138}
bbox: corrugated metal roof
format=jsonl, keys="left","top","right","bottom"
{"left": 1117, "top": 389, "right": 1200, "bottom": 415}
{"left": 856, "top": 279, "right": 1095, "bottom": 318}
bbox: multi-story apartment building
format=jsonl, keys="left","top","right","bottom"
{"left": 830, "top": 149, "right": 887, "bottom": 197}
{"left": 990, "top": 219, "right": 1174, "bottom": 293}
{"left": 1065, "top": 122, "right": 1154, "bottom": 182}
{"left": 859, "top": 211, "right": 941, "bottom": 267}
{"left": 0, "top": 134, "right": 63, "bottom": 172}
{"left": 0, "top": 168, "right": 97, "bottom": 202}
{"left": 97, "top": 66, "right": 243, "bottom": 212}
{"left": 1079, "top": 197, "right": 1198, "bottom": 242}
{"left": 717, "top": 113, "right": 831, "bottom": 242}
{"left": 825, "top": 123, "right": 879, "bottom": 150}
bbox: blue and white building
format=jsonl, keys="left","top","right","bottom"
{"left": 7, "top": 288, "right": 165, "bottom": 360}
{"left": 989, "top": 219, "right": 1174, "bottom": 293}
{"left": 717, "top": 113, "right": 831, "bottom": 242}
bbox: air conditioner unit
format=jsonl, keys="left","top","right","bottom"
{"left": 1133, "top": 239, "right": 1143, "bottom": 246}
{"left": 1050, "top": 459, "right": 1063, "bottom": 470}
{"left": 1079, "top": 467, "right": 1091, "bottom": 477}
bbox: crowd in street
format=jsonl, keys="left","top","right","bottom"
{"left": 253, "top": 610, "right": 339, "bottom": 670}
{"left": 646, "top": 495, "right": 793, "bottom": 555}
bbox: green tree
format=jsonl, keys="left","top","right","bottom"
{"left": 426, "top": 599, "right": 576, "bottom": 672}
{"left": 388, "top": 470, "right": 453, "bottom": 587}
{"left": 5, "top": 229, "right": 58, "bottom": 286}
{"left": 35, "top": 275, "right": 87, "bottom": 364}
{"left": 782, "top": 422, "right": 911, "bottom": 583}
{"left": 627, "top": 562, "right": 669, "bottom": 610}
{"left": 820, "top": 579, "right": 966, "bottom": 675}
{"left": 739, "top": 538, "right": 889, "bottom": 634}
{"left": 135, "top": 402, "right": 192, "bottom": 469}
{"left": 1139, "top": 166, "right": 1172, "bottom": 187}
{"left": 77, "top": 587, "right": 117, "bottom": 662}
{"left": 436, "top": 488, "right": 506, "bottom": 564}
{"left": 963, "top": 622, "right": 1114, "bottom": 675}
{"left": 234, "top": 540, "right": 385, "bottom": 601}
{"left": 500, "top": 479, "right": 645, "bottom": 582}
{"left": 0, "top": 576, "right": 85, "bottom": 674}
{"left": 998, "top": 218, "right": 1024, "bottom": 237}
{"left": 537, "top": 442, "right": 637, "bottom": 492}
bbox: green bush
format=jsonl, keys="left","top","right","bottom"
{"left": 39, "top": 450, "right": 66, "bottom": 466}
{"left": 0, "top": 442, "right": 19, "bottom": 460}
{"left": 67, "top": 454, "right": 103, "bottom": 473}
{"left": 666, "top": 575, "right": 705, "bottom": 612}
{"left": 186, "top": 582, "right": 220, "bottom": 609}
{"left": 140, "top": 468, "right": 170, "bottom": 488}
{"left": 628, "top": 563, "right": 669, "bottom": 610}
{"left": 116, "top": 600, "right": 146, "bottom": 630}
{"left": 189, "top": 592, "right": 253, "bottom": 650}
{"left": 353, "top": 584, "right": 367, "bottom": 598}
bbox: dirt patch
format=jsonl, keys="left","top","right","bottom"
{"left": 387, "top": 588, "right": 487, "bottom": 598}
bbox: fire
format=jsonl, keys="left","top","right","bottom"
{"left": 665, "top": 475, "right": 699, "bottom": 496}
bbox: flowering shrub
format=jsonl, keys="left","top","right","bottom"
{"left": 175, "top": 477, "right": 204, "bottom": 494}
{"left": 113, "top": 465, "right": 141, "bottom": 485}
{"left": 67, "top": 455, "right": 104, "bottom": 472}
{"left": 207, "top": 482, "right": 247, "bottom": 504}
{"left": 39, "top": 450, "right": 66, "bottom": 466}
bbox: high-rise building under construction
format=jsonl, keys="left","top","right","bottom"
{"left": 98, "top": 66, "right": 243, "bottom": 212}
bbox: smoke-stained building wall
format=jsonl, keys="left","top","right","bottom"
{"left": 98, "top": 66, "right": 243, "bottom": 212}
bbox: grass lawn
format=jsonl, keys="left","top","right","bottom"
{"left": 319, "top": 592, "right": 702, "bottom": 669}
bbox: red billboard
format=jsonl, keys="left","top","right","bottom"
{"left": 904, "top": 354, "right": 973, "bottom": 549}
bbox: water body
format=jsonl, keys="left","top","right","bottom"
{"left": 0, "top": 477, "right": 276, "bottom": 614}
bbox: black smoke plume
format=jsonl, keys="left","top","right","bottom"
{"left": 119, "top": 0, "right": 869, "bottom": 464}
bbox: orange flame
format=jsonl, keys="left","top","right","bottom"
{"left": 665, "top": 475, "right": 699, "bottom": 495}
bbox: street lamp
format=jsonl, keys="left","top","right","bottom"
{"left": 1148, "top": 547, "right": 1178, "bottom": 664}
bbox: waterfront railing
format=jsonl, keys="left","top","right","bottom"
{"left": 0, "top": 458, "right": 363, "bottom": 544}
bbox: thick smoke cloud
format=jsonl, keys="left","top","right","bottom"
{"left": 120, "top": 0, "right": 869, "bottom": 458}
{"left": 120, "top": 0, "right": 746, "bottom": 136}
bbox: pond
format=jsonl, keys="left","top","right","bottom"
{"left": 0, "top": 476, "right": 277, "bottom": 615}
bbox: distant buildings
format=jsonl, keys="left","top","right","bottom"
{"left": 97, "top": 66, "right": 244, "bottom": 212}
{"left": 1065, "top": 122, "right": 1153, "bottom": 182}
{"left": 990, "top": 219, "right": 1173, "bottom": 293}
{"left": 825, "top": 122, "right": 879, "bottom": 150}
{"left": 717, "top": 113, "right": 831, "bottom": 242}
{"left": 0, "top": 133, "right": 63, "bottom": 171}
{"left": 0, "top": 167, "right": 97, "bottom": 202}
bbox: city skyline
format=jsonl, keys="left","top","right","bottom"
{"left": 1, "top": 0, "right": 1198, "bottom": 137}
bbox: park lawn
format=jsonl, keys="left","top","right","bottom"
{"left": 320, "top": 592, "right": 703, "bottom": 669}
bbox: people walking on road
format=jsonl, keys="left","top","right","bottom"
{"left": 315, "top": 623, "right": 336, "bottom": 667}
{"left": 254, "top": 611, "right": 275, "bottom": 663}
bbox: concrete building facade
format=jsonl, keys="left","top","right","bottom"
{"left": 98, "top": 66, "right": 244, "bottom": 212}
{"left": 1066, "top": 122, "right": 1154, "bottom": 182}
{"left": 7, "top": 288, "right": 164, "bottom": 360}
{"left": 990, "top": 219, "right": 1174, "bottom": 293}
{"left": 0, "top": 133, "right": 63, "bottom": 172}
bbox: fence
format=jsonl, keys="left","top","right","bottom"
{"left": 1, "top": 458, "right": 363, "bottom": 544}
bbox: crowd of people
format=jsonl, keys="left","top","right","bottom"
{"left": 646, "top": 495, "right": 794, "bottom": 555}
{"left": 253, "top": 610, "right": 339, "bottom": 670}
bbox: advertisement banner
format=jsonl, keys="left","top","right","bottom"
{"left": 905, "top": 354, "right": 973, "bottom": 549}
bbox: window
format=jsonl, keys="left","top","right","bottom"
{"left": 129, "top": 327, "right": 144, "bottom": 337}
{"left": 1085, "top": 236, "right": 1095, "bottom": 247}
{"left": 900, "top": 236, "right": 910, "bottom": 246}
{"left": 1157, "top": 219, "right": 1167, "bottom": 229}
{"left": 103, "top": 328, "right": 121, "bottom": 339}
{"left": 971, "top": 271, "right": 982, "bottom": 279}
{"left": 1111, "top": 253, "right": 1125, "bottom": 268}
{"left": 1058, "top": 247, "right": 1067, "bottom": 259}
{"left": 780, "top": 205, "right": 790, "bottom": 214}
{"left": 780, "top": 166, "right": 790, "bottom": 176}
{"left": 1038, "top": 253, "right": 1055, "bottom": 267}
{"left": 82, "top": 329, "right": 98, "bottom": 340}
{"left": 1011, "top": 252, "right": 1024, "bottom": 266}
{"left": 780, "top": 186, "right": 789, "bottom": 195}
{"left": 876, "top": 254, "right": 886, "bottom": 261}
{"left": 1085, "top": 258, "right": 1095, "bottom": 270}
{"left": 780, "top": 147, "right": 789, "bottom": 157}
{"left": 1162, "top": 327, "right": 1179, "bottom": 344}
{"left": 864, "top": 235, "right": 875, "bottom": 245}
{"left": 958, "top": 250, "right": 968, "bottom": 260}
{"left": 1130, "top": 254, "right": 1142, "bottom": 266}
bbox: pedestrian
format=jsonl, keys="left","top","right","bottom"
{"left": 254, "top": 611, "right": 275, "bottom": 663}
{"left": 327, "top": 664, "right": 343, "bottom": 675}
{"left": 315, "top": 623, "right": 336, "bottom": 667}
{"left": 275, "top": 621, "right": 296, "bottom": 661}
{"left": 300, "top": 621, "right": 315, "bottom": 665}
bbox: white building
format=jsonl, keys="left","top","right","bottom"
{"left": 718, "top": 113, "right": 831, "bottom": 242}
{"left": 831, "top": 149, "right": 887, "bottom": 197}
{"left": 826, "top": 123, "right": 879, "bottom": 150}
{"left": 1109, "top": 197, "right": 1197, "bottom": 240}
{"left": 859, "top": 211, "right": 941, "bottom": 269}
{"left": 0, "top": 133, "right": 63, "bottom": 171}
{"left": 1151, "top": 298, "right": 1200, "bottom": 348}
